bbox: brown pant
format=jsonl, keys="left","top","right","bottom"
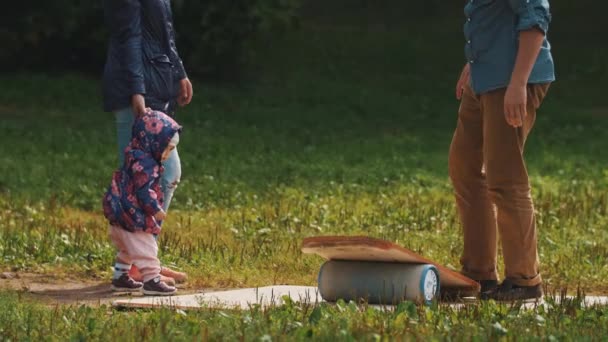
{"left": 448, "top": 83, "right": 550, "bottom": 287}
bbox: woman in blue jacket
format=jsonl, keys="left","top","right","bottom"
{"left": 102, "top": 0, "right": 192, "bottom": 284}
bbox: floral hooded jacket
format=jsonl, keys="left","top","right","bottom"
{"left": 103, "top": 110, "right": 181, "bottom": 234}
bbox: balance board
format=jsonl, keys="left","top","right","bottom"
{"left": 302, "top": 236, "right": 480, "bottom": 304}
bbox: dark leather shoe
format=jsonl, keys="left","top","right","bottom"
{"left": 480, "top": 279, "right": 542, "bottom": 302}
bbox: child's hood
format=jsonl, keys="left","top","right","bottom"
{"left": 130, "top": 111, "right": 182, "bottom": 162}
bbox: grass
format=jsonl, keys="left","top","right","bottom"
{"left": 1, "top": 291, "right": 608, "bottom": 341}
{"left": 1, "top": 10, "right": 608, "bottom": 340}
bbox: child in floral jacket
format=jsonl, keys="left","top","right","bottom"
{"left": 103, "top": 110, "right": 181, "bottom": 296}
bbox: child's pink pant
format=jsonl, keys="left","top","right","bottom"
{"left": 109, "top": 226, "right": 161, "bottom": 282}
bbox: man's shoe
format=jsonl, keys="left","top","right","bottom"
{"left": 480, "top": 280, "right": 498, "bottom": 293}
{"left": 480, "top": 279, "right": 543, "bottom": 302}
{"left": 143, "top": 276, "right": 177, "bottom": 296}
{"left": 111, "top": 274, "right": 143, "bottom": 293}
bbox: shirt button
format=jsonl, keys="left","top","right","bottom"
{"left": 467, "top": 18, "right": 471, "bottom": 22}
{"left": 467, "top": 40, "right": 471, "bottom": 44}
{"left": 469, "top": 60, "right": 475, "bottom": 64}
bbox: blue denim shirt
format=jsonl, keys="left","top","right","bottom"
{"left": 464, "top": 0, "right": 555, "bottom": 94}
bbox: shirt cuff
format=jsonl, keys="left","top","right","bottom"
{"left": 130, "top": 78, "right": 146, "bottom": 96}
{"left": 517, "top": 7, "right": 551, "bottom": 34}
{"left": 175, "top": 61, "right": 187, "bottom": 80}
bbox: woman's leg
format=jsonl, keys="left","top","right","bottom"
{"left": 114, "top": 107, "right": 135, "bottom": 166}
{"left": 115, "top": 108, "right": 184, "bottom": 282}
{"left": 161, "top": 147, "right": 182, "bottom": 212}
{"left": 116, "top": 106, "right": 181, "bottom": 210}
{"left": 158, "top": 142, "right": 188, "bottom": 282}
{"left": 113, "top": 108, "right": 137, "bottom": 279}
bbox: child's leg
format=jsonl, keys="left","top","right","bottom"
{"left": 123, "top": 231, "right": 162, "bottom": 282}
{"left": 125, "top": 231, "right": 176, "bottom": 295}
{"left": 109, "top": 225, "right": 133, "bottom": 278}
{"left": 109, "top": 226, "right": 143, "bottom": 292}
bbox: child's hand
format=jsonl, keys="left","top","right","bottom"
{"left": 154, "top": 209, "right": 167, "bottom": 221}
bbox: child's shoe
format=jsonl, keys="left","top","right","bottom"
{"left": 111, "top": 274, "right": 143, "bottom": 293}
{"left": 143, "top": 276, "right": 177, "bottom": 296}
{"left": 130, "top": 265, "right": 176, "bottom": 286}
{"left": 161, "top": 267, "right": 188, "bottom": 283}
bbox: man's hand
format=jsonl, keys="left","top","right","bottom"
{"left": 504, "top": 28, "right": 544, "bottom": 127}
{"left": 504, "top": 84, "right": 527, "bottom": 127}
{"left": 154, "top": 209, "right": 167, "bottom": 222}
{"left": 131, "top": 94, "right": 148, "bottom": 117}
{"left": 177, "top": 78, "right": 193, "bottom": 107}
{"left": 456, "top": 63, "right": 471, "bottom": 100}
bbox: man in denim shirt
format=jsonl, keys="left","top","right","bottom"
{"left": 448, "top": 0, "right": 554, "bottom": 301}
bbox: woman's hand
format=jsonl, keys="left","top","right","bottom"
{"left": 456, "top": 63, "right": 471, "bottom": 100}
{"left": 177, "top": 78, "right": 193, "bottom": 107}
{"left": 131, "top": 94, "right": 148, "bottom": 117}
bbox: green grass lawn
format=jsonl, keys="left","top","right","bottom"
{"left": 1, "top": 291, "right": 608, "bottom": 341}
{"left": 1, "top": 14, "right": 608, "bottom": 340}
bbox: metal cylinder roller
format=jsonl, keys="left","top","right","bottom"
{"left": 318, "top": 260, "right": 440, "bottom": 305}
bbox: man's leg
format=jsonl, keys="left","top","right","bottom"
{"left": 481, "top": 83, "right": 550, "bottom": 288}
{"left": 449, "top": 84, "right": 499, "bottom": 283}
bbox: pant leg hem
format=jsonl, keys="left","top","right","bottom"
{"left": 461, "top": 268, "right": 499, "bottom": 282}
{"left": 142, "top": 274, "right": 160, "bottom": 283}
{"left": 506, "top": 274, "right": 542, "bottom": 287}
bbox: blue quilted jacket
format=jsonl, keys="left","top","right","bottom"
{"left": 102, "top": 111, "right": 182, "bottom": 234}
{"left": 102, "top": 0, "right": 187, "bottom": 113}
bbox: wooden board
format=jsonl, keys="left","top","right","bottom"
{"left": 113, "top": 286, "right": 322, "bottom": 310}
{"left": 112, "top": 286, "right": 608, "bottom": 310}
{"left": 302, "top": 236, "right": 480, "bottom": 291}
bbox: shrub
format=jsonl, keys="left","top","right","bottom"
{"left": 1, "top": 0, "right": 300, "bottom": 78}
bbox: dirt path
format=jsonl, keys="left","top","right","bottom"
{"left": 0, "top": 272, "right": 202, "bottom": 307}
{"left": 4, "top": 272, "right": 607, "bottom": 308}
